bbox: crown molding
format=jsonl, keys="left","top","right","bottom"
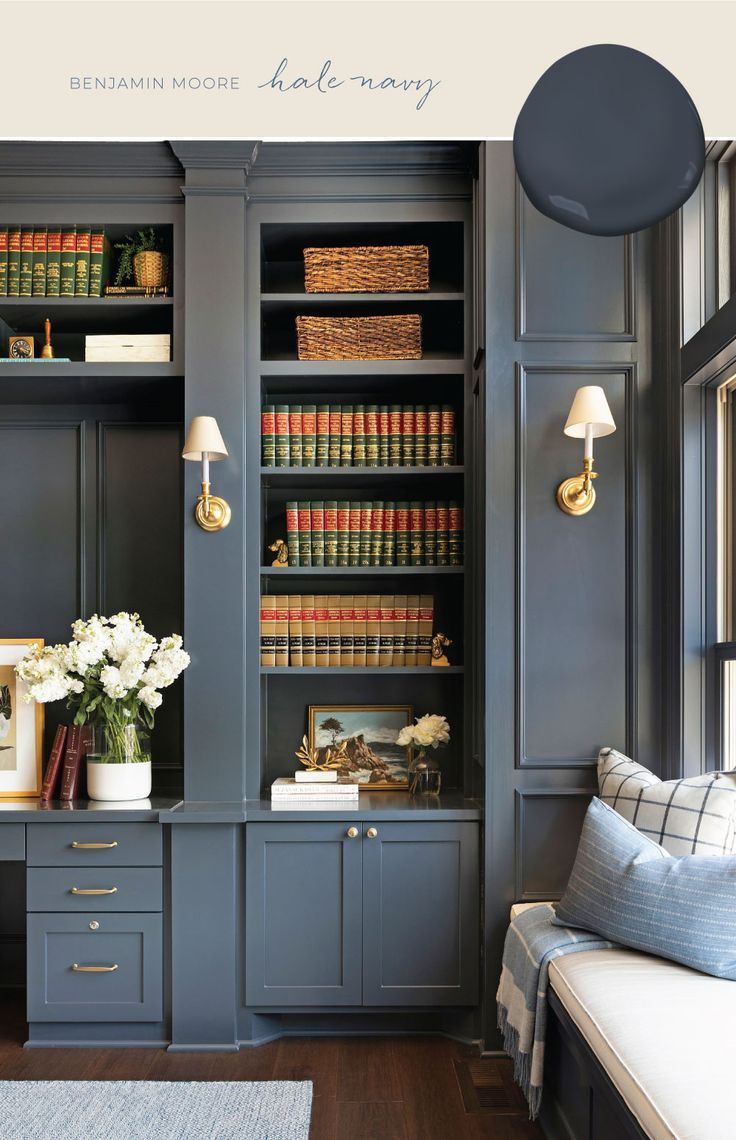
{"left": 250, "top": 141, "right": 477, "bottom": 178}
{"left": 0, "top": 141, "right": 183, "bottom": 178}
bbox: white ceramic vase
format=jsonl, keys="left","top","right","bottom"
{"left": 86, "top": 759, "right": 152, "bottom": 802}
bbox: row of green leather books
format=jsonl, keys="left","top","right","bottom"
{"left": 0, "top": 225, "right": 110, "bottom": 297}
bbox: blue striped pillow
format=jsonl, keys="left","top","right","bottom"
{"left": 554, "top": 797, "right": 736, "bottom": 980}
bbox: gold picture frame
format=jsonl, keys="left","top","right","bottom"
{"left": 0, "top": 638, "right": 44, "bottom": 799}
{"left": 308, "top": 704, "right": 413, "bottom": 791}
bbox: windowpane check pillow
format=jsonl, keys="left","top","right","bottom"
{"left": 554, "top": 797, "right": 736, "bottom": 980}
{"left": 598, "top": 747, "right": 736, "bottom": 856}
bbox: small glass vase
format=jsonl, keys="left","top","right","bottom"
{"left": 409, "top": 751, "right": 442, "bottom": 796}
{"left": 86, "top": 721, "right": 152, "bottom": 802}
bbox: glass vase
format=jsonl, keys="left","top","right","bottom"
{"left": 89, "top": 721, "right": 151, "bottom": 765}
{"left": 409, "top": 751, "right": 442, "bottom": 796}
{"left": 86, "top": 720, "right": 152, "bottom": 802}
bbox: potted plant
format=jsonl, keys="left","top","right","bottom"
{"left": 16, "top": 613, "right": 189, "bottom": 802}
{"left": 397, "top": 713, "right": 450, "bottom": 795}
{"left": 113, "top": 227, "right": 169, "bottom": 289}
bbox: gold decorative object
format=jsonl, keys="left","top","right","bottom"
{"left": 41, "top": 317, "right": 54, "bottom": 359}
{"left": 72, "top": 963, "right": 119, "bottom": 973}
{"left": 556, "top": 386, "right": 616, "bottom": 517}
{"left": 269, "top": 538, "right": 289, "bottom": 567}
{"left": 8, "top": 335, "right": 34, "bottom": 359}
{"left": 295, "top": 734, "right": 348, "bottom": 773}
{"left": 431, "top": 632, "right": 452, "bottom": 667}
{"left": 182, "top": 416, "right": 231, "bottom": 533}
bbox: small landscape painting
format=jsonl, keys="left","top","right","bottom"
{"left": 309, "top": 704, "right": 413, "bottom": 790}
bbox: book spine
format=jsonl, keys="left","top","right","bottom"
{"left": 301, "top": 595, "right": 316, "bottom": 666}
{"left": 19, "top": 226, "right": 34, "bottom": 297}
{"left": 449, "top": 501, "right": 464, "bottom": 565}
{"left": 261, "top": 404, "right": 276, "bottom": 467}
{"left": 418, "top": 594, "right": 434, "bottom": 666}
{"left": 7, "top": 226, "right": 21, "bottom": 296}
{"left": 275, "top": 404, "right": 290, "bottom": 467}
{"left": 353, "top": 405, "right": 366, "bottom": 467}
{"left": 428, "top": 404, "right": 441, "bottom": 465}
{"left": 379, "top": 406, "right": 390, "bottom": 465}
{"left": 383, "top": 501, "right": 396, "bottom": 567}
{"left": 288, "top": 595, "right": 303, "bottom": 667}
{"left": 337, "top": 500, "right": 351, "bottom": 567}
{"left": 301, "top": 405, "right": 317, "bottom": 467}
{"left": 40, "top": 724, "right": 68, "bottom": 801}
{"left": 359, "top": 502, "right": 373, "bottom": 566}
{"left": 370, "top": 501, "right": 384, "bottom": 567}
{"left": 59, "top": 225, "right": 76, "bottom": 296}
{"left": 353, "top": 594, "right": 367, "bottom": 666}
{"left": 436, "top": 501, "right": 450, "bottom": 566}
{"left": 286, "top": 501, "right": 300, "bottom": 567}
{"left": 32, "top": 226, "right": 47, "bottom": 296}
{"left": 0, "top": 226, "right": 7, "bottom": 295}
{"left": 414, "top": 405, "right": 428, "bottom": 466}
{"left": 441, "top": 405, "right": 456, "bottom": 466}
{"left": 388, "top": 405, "right": 402, "bottom": 466}
{"left": 366, "top": 594, "right": 381, "bottom": 667}
{"left": 310, "top": 501, "right": 325, "bottom": 567}
{"left": 328, "top": 405, "right": 342, "bottom": 466}
{"left": 401, "top": 405, "right": 416, "bottom": 466}
{"left": 327, "top": 594, "right": 341, "bottom": 666}
{"left": 288, "top": 405, "right": 303, "bottom": 466}
{"left": 396, "top": 502, "right": 410, "bottom": 566}
{"left": 393, "top": 595, "right": 407, "bottom": 668}
{"left": 298, "top": 501, "right": 312, "bottom": 566}
{"left": 74, "top": 225, "right": 91, "bottom": 296}
{"left": 340, "top": 405, "right": 354, "bottom": 466}
{"left": 340, "top": 595, "right": 355, "bottom": 668}
{"left": 316, "top": 404, "right": 330, "bottom": 466}
{"left": 348, "top": 501, "right": 361, "bottom": 567}
{"left": 424, "top": 501, "right": 437, "bottom": 566}
{"left": 379, "top": 594, "right": 395, "bottom": 667}
{"left": 365, "top": 405, "right": 380, "bottom": 467}
{"left": 46, "top": 225, "right": 62, "bottom": 297}
{"left": 410, "top": 501, "right": 425, "bottom": 566}
{"left": 314, "top": 595, "right": 329, "bottom": 665}
{"left": 59, "top": 724, "right": 82, "bottom": 800}
{"left": 89, "top": 227, "right": 110, "bottom": 297}
{"left": 260, "top": 595, "right": 277, "bottom": 667}
{"left": 274, "top": 597, "right": 290, "bottom": 667}
{"left": 324, "top": 500, "right": 338, "bottom": 567}
{"left": 405, "top": 595, "right": 420, "bottom": 666}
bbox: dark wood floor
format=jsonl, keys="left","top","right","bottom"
{"left": 0, "top": 992, "right": 542, "bottom": 1139}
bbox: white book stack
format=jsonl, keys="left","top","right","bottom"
{"left": 85, "top": 333, "right": 171, "bottom": 363}
{"left": 270, "top": 777, "right": 360, "bottom": 804}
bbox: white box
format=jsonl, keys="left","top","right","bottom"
{"left": 85, "top": 334, "right": 171, "bottom": 363}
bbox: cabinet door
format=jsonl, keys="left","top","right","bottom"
{"left": 362, "top": 821, "right": 479, "bottom": 1006}
{"left": 245, "top": 821, "right": 363, "bottom": 1007}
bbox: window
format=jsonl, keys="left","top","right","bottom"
{"left": 716, "top": 382, "right": 736, "bottom": 768}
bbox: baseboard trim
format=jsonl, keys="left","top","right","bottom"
{"left": 25, "top": 1039, "right": 169, "bottom": 1050}
{"left": 167, "top": 1043, "right": 240, "bottom": 1053}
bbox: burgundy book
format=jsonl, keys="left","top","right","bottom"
{"left": 40, "top": 724, "right": 68, "bottom": 802}
{"left": 59, "top": 725, "right": 94, "bottom": 801}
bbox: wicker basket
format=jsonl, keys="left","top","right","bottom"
{"left": 134, "top": 251, "right": 169, "bottom": 289}
{"left": 303, "top": 245, "right": 429, "bottom": 293}
{"left": 296, "top": 315, "right": 422, "bottom": 360}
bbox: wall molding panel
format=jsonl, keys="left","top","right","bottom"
{"left": 515, "top": 789, "right": 595, "bottom": 901}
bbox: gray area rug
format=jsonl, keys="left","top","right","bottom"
{"left": 0, "top": 1080, "right": 313, "bottom": 1139}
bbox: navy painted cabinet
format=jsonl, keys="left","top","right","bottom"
{"left": 245, "top": 821, "right": 479, "bottom": 1008}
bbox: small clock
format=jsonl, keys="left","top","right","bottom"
{"left": 9, "top": 336, "right": 34, "bottom": 359}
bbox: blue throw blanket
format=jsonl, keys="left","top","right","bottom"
{"left": 496, "top": 903, "right": 615, "bottom": 1118}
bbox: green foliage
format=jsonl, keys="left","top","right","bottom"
{"left": 113, "top": 226, "right": 166, "bottom": 285}
{"left": 0, "top": 684, "right": 11, "bottom": 720}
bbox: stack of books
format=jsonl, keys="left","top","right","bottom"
{"left": 0, "top": 224, "right": 111, "bottom": 297}
{"left": 283, "top": 500, "right": 463, "bottom": 567}
{"left": 262, "top": 403, "right": 457, "bottom": 467}
{"left": 260, "top": 593, "right": 435, "bottom": 667}
{"left": 270, "top": 777, "right": 360, "bottom": 808}
{"left": 40, "top": 724, "right": 94, "bottom": 801}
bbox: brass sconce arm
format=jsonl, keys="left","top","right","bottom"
{"left": 195, "top": 480, "right": 231, "bottom": 532}
{"left": 556, "top": 456, "right": 598, "bottom": 516}
{"left": 182, "top": 416, "right": 232, "bottom": 532}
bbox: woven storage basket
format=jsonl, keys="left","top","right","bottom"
{"left": 296, "top": 315, "right": 422, "bottom": 360}
{"left": 303, "top": 245, "right": 429, "bottom": 293}
{"left": 134, "top": 251, "right": 169, "bottom": 289}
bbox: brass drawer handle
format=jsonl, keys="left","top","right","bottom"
{"left": 71, "top": 841, "right": 118, "bottom": 850}
{"left": 70, "top": 887, "right": 118, "bottom": 896}
{"left": 72, "top": 963, "right": 119, "bottom": 973}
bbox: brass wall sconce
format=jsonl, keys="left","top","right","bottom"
{"left": 182, "top": 416, "right": 231, "bottom": 532}
{"left": 556, "top": 386, "right": 616, "bottom": 517}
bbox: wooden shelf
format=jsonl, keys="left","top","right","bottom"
{"left": 261, "top": 666, "right": 464, "bottom": 675}
{"left": 261, "top": 465, "right": 463, "bottom": 483}
{"left": 0, "top": 361, "right": 179, "bottom": 379}
{"left": 260, "top": 566, "right": 464, "bottom": 576}
{"left": 260, "top": 358, "right": 466, "bottom": 377}
{"left": 261, "top": 292, "right": 464, "bottom": 305}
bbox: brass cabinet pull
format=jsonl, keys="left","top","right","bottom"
{"left": 366, "top": 827, "right": 378, "bottom": 839}
{"left": 346, "top": 827, "right": 359, "bottom": 839}
{"left": 72, "top": 963, "right": 119, "bottom": 973}
{"left": 70, "top": 887, "right": 118, "bottom": 896}
{"left": 71, "top": 841, "right": 118, "bottom": 850}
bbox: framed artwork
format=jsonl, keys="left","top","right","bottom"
{"left": 0, "top": 639, "right": 44, "bottom": 799}
{"left": 309, "top": 704, "right": 413, "bottom": 790}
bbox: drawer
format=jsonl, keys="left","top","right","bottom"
{"left": 0, "top": 824, "right": 24, "bottom": 860}
{"left": 27, "top": 867, "right": 162, "bottom": 913}
{"left": 27, "top": 912, "right": 163, "bottom": 1023}
{"left": 27, "top": 822, "right": 162, "bottom": 867}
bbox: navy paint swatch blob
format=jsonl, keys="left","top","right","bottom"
{"left": 513, "top": 44, "right": 705, "bottom": 236}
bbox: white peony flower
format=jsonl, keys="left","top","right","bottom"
{"left": 138, "top": 686, "right": 162, "bottom": 710}
{"left": 100, "top": 665, "right": 128, "bottom": 700}
{"left": 396, "top": 725, "right": 416, "bottom": 747}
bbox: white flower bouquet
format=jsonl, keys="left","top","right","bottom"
{"left": 397, "top": 714, "right": 450, "bottom": 756}
{"left": 16, "top": 613, "right": 189, "bottom": 764}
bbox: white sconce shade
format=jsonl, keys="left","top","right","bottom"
{"left": 182, "top": 416, "right": 229, "bottom": 461}
{"left": 563, "top": 386, "right": 616, "bottom": 439}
